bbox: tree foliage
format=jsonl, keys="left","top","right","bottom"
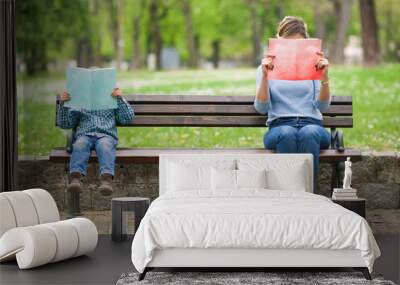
{"left": 16, "top": 0, "right": 397, "bottom": 75}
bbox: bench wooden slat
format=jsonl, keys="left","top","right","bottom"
{"left": 125, "top": 95, "right": 352, "bottom": 105}
{"left": 57, "top": 95, "right": 352, "bottom": 106}
{"left": 50, "top": 148, "right": 362, "bottom": 164}
{"left": 133, "top": 104, "right": 353, "bottom": 116}
{"left": 122, "top": 116, "right": 353, "bottom": 128}
{"left": 53, "top": 94, "right": 357, "bottom": 167}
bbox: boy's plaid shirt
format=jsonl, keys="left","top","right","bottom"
{"left": 57, "top": 97, "right": 134, "bottom": 140}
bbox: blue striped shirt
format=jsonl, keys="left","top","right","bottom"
{"left": 254, "top": 66, "right": 330, "bottom": 125}
{"left": 57, "top": 97, "right": 134, "bottom": 140}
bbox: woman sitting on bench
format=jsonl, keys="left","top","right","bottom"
{"left": 254, "top": 16, "right": 330, "bottom": 186}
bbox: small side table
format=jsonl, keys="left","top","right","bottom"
{"left": 332, "top": 198, "right": 366, "bottom": 218}
{"left": 111, "top": 197, "right": 150, "bottom": 242}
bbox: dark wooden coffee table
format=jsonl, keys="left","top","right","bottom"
{"left": 111, "top": 197, "right": 150, "bottom": 242}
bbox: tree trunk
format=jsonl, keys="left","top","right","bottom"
{"left": 116, "top": 0, "right": 124, "bottom": 69}
{"left": 149, "top": 0, "right": 164, "bottom": 70}
{"left": 359, "top": 0, "right": 380, "bottom": 65}
{"left": 194, "top": 35, "right": 200, "bottom": 66}
{"left": 154, "top": 18, "right": 162, "bottom": 70}
{"left": 26, "top": 44, "right": 47, "bottom": 75}
{"left": 330, "top": 0, "right": 352, "bottom": 64}
{"left": 76, "top": 1, "right": 94, "bottom": 68}
{"left": 211, "top": 40, "right": 220, "bottom": 69}
{"left": 259, "top": 0, "right": 269, "bottom": 56}
{"left": 90, "top": 0, "right": 101, "bottom": 66}
{"left": 383, "top": 7, "right": 392, "bottom": 60}
{"left": 76, "top": 2, "right": 94, "bottom": 69}
{"left": 314, "top": 1, "right": 326, "bottom": 40}
{"left": 146, "top": 26, "right": 152, "bottom": 61}
{"left": 131, "top": 16, "right": 141, "bottom": 69}
{"left": 110, "top": 0, "right": 124, "bottom": 69}
{"left": 76, "top": 35, "right": 93, "bottom": 68}
{"left": 182, "top": 0, "right": 197, "bottom": 68}
{"left": 76, "top": 39, "right": 85, "bottom": 67}
{"left": 248, "top": 0, "right": 261, "bottom": 66}
{"left": 37, "top": 44, "right": 47, "bottom": 72}
{"left": 382, "top": 5, "right": 399, "bottom": 61}
{"left": 275, "top": 2, "right": 284, "bottom": 19}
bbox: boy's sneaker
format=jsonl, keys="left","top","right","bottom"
{"left": 67, "top": 172, "right": 82, "bottom": 193}
{"left": 99, "top": 173, "right": 113, "bottom": 196}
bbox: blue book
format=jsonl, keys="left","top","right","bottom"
{"left": 65, "top": 67, "right": 118, "bottom": 110}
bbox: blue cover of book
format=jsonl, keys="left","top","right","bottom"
{"left": 65, "top": 67, "right": 118, "bottom": 110}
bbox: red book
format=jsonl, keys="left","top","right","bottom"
{"left": 267, "top": 38, "right": 323, "bottom": 81}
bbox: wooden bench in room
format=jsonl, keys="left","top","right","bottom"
{"left": 50, "top": 95, "right": 361, "bottom": 215}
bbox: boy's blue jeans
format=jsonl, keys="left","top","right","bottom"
{"left": 70, "top": 135, "right": 117, "bottom": 177}
{"left": 264, "top": 117, "right": 331, "bottom": 184}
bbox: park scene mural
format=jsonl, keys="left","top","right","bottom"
{"left": 1, "top": 0, "right": 399, "bottom": 284}
{"left": 16, "top": 0, "right": 399, "bottom": 156}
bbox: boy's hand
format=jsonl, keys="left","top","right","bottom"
{"left": 111, "top": 88, "right": 122, "bottom": 98}
{"left": 60, "top": 91, "right": 71, "bottom": 103}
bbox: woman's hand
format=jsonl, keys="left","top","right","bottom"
{"left": 111, "top": 87, "right": 122, "bottom": 98}
{"left": 316, "top": 51, "right": 329, "bottom": 81}
{"left": 261, "top": 54, "right": 275, "bottom": 78}
{"left": 316, "top": 51, "right": 330, "bottom": 101}
{"left": 60, "top": 91, "right": 70, "bottom": 103}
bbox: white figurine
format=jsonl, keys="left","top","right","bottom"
{"left": 343, "top": 157, "right": 352, "bottom": 189}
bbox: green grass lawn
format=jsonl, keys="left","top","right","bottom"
{"left": 18, "top": 65, "right": 400, "bottom": 156}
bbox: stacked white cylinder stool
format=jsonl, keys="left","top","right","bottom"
{"left": 0, "top": 189, "right": 98, "bottom": 269}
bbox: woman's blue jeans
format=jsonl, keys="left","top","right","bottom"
{"left": 264, "top": 117, "right": 330, "bottom": 186}
{"left": 69, "top": 135, "right": 117, "bottom": 177}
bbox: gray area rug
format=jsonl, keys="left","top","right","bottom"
{"left": 116, "top": 271, "right": 396, "bottom": 285}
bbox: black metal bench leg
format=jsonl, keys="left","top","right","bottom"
{"left": 354, "top": 267, "right": 372, "bottom": 280}
{"left": 67, "top": 191, "right": 82, "bottom": 218}
{"left": 138, "top": 268, "right": 148, "bottom": 281}
{"left": 331, "top": 161, "right": 344, "bottom": 195}
{"left": 331, "top": 162, "right": 338, "bottom": 194}
{"left": 64, "top": 165, "right": 82, "bottom": 219}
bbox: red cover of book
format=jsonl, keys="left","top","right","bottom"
{"left": 267, "top": 38, "right": 323, "bottom": 80}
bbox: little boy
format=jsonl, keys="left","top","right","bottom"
{"left": 57, "top": 88, "right": 134, "bottom": 196}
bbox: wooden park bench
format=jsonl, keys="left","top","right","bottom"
{"left": 50, "top": 95, "right": 361, "bottom": 216}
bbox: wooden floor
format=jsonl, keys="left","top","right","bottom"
{"left": 0, "top": 234, "right": 398, "bottom": 285}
